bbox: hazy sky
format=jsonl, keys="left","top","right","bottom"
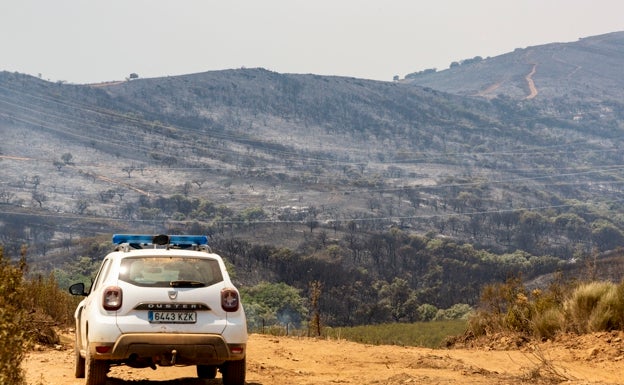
{"left": 2, "top": 0, "right": 623, "bottom": 83}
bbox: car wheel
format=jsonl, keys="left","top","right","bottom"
{"left": 221, "top": 358, "right": 246, "bottom": 385}
{"left": 197, "top": 364, "right": 217, "bottom": 379}
{"left": 85, "top": 349, "right": 108, "bottom": 385}
{"left": 74, "top": 334, "right": 85, "bottom": 378}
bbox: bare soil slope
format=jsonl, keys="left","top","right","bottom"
{"left": 25, "top": 332, "right": 624, "bottom": 385}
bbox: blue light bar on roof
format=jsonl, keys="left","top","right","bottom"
{"left": 112, "top": 234, "right": 208, "bottom": 246}
{"left": 169, "top": 235, "right": 208, "bottom": 245}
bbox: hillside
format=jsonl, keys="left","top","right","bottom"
{"left": 404, "top": 31, "right": 624, "bottom": 102}
{"left": 3, "top": 32, "right": 624, "bottom": 322}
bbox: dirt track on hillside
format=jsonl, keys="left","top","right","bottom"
{"left": 525, "top": 63, "right": 538, "bottom": 99}
{"left": 25, "top": 332, "right": 624, "bottom": 385}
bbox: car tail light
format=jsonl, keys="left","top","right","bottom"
{"left": 95, "top": 346, "right": 111, "bottom": 354}
{"left": 221, "top": 288, "right": 240, "bottom": 312}
{"left": 229, "top": 345, "right": 244, "bottom": 355}
{"left": 103, "top": 286, "right": 123, "bottom": 311}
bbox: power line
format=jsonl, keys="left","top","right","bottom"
{"left": 3, "top": 79, "right": 624, "bottom": 169}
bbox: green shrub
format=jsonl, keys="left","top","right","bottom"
{"left": 615, "top": 280, "right": 624, "bottom": 327}
{"left": 434, "top": 303, "right": 473, "bottom": 321}
{"left": 24, "top": 272, "right": 80, "bottom": 327}
{"left": 324, "top": 320, "right": 467, "bottom": 348}
{"left": 532, "top": 307, "right": 565, "bottom": 340}
{"left": 469, "top": 276, "right": 570, "bottom": 339}
{"left": 470, "top": 276, "right": 624, "bottom": 340}
{"left": 504, "top": 292, "right": 534, "bottom": 334}
{"left": 0, "top": 248, "right": 28, "bottom": 385}
{"left": 579, "top": 281, "right": 624, "bottom": 332}
{"left": 468, "top": 277, "right": 530, "bottom": 336}
{"left": 565, "top": 281, "right": 616, "bottom": 334}
{"left": 0, "top": 246, "right": 82, "bottom": 385}
{"left": 467, "top": 311, "right": 495, "bottom": 337}
{"left": 242, "top": 281, "right": 308, "bottom": 330}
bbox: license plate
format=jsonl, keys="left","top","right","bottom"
{"left": 148, "top": 311, "right": 197, "bottom": 323}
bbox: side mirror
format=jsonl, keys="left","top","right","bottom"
{"left": 69, "top": 282, "right": 88, "bottom": 296}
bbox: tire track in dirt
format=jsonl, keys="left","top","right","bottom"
{"left": 0, "top": 154, "right": 34, "bottom": 161}
{"left": 525, "top": 63, "right": 538, "bottom": 99}
{"left": 475, "top": 82, "right": 502, "bottom": 98}
{"left": 95, "top": 174, "right": 150, "bottom": 196}
{"left": 1, "top": 154, "right": 150, "bottom": 197}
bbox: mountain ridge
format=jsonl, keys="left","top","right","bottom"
{"left": 404, "top": 31, "right": 624, "bottom": 102}
{"left": 3, "top": 32, "right": 624, "bottom": 317}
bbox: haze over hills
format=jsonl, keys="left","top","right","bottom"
{"left": 2, "top": 32, "right": 624, "bottom": 319}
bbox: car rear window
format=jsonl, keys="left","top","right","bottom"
{"left": 118, "top": 256, "right": 223, "bottom": 287}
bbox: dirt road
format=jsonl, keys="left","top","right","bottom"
{"left": 25, "top": 332, "right": 624, "bottom": 385}
{"left": 525, "top": 63, "right": 539, "bottom": 100}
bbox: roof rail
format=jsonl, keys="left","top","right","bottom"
{"left": 112, "top": 234, "right": 208, "bottom": 247}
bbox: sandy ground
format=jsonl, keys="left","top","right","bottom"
{"left": 24, "top": 331, "right": 624, "bottom": 385}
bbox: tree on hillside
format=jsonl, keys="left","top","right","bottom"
{"left": 377, "top": 277, "right": 419, "bottom": 322}
{"left": 306, "top": 206, "right": 319, "bottom": 233}
{"left": 61, "top": 152, "right": 73, "bottom": 165}
{"left": 242, "top": 282, "right": 307, "bottom": 330}
{"left": 31, "top": 175, "right": 40, "bottom": 191}
{"left": 75, "top": 199, "right": 89, "bottom": 215}
{"left": 30, "top": 226, "right": 54, "bottom": 255}
{"left": 0, "top": 190, "right": 15, "bottom": 204}
{"left": 53, "top": 159, "right": 65, "bottom": 171}
{"left": 122, "top": 165, "right": 136, "bottom": 178}
{"left": 31, "top": 191, "right": 47, "bottom": 208}
{"left": 591, "top": 220, "right": 624, "bottom": 251}
{"left": 309, "top": 280, "right": 322, "bottom": 336}
{"left": 516, "top": 211, "right": 547, "bottom": 251}
{"left": 99, "top": 189, "right": 116, "bottom": 203}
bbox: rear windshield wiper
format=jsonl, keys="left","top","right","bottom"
{"left": 170, "top": 280, "right": 205, "bottom": 288}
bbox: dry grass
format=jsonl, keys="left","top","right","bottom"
{"left": 469, "top": 277, "right": 624, "bottom": 340}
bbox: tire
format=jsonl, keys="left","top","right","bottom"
{"left": 75, "top": 317, "right": 85, "bottom": 378}
{"left": 85, "top": 349, "right": 108, "bottom": 385}
{"left": 221, "top": 358, "right": 246, "bottom": 385}
{"left": 74, "top": 337, "right": 85, "bottom": 378}
{"left": 197, "top": 365, "right": 217, "bottom": 379}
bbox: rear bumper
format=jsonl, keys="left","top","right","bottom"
{"left": 89, "top": 333, "right": 245, "bottom": 365}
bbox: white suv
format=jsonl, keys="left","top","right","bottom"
{"left": 69, "top": 234, "right": 248, "bottom": 385}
